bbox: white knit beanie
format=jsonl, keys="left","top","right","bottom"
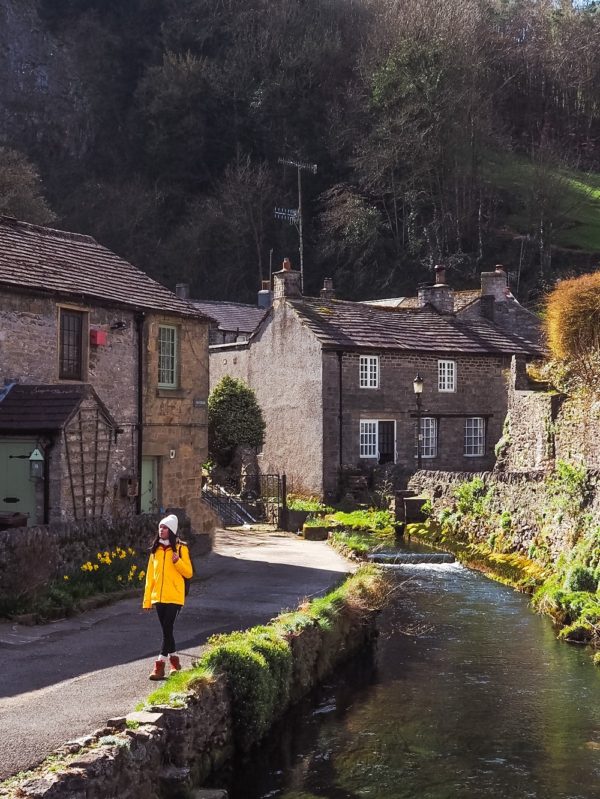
{"left": 159, "top": 514, "right": 179, "bottom": 535}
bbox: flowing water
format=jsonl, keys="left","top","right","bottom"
{"left": 215, "top": 547, "right": 600, "bottom": 799}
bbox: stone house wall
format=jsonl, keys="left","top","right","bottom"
{"left": 0, "top": 292, "right": 213, "bottom": 532}
{"left": 209, "top": 304, "right": 324, "bottom": 495}
{"left": 0, "top": 293, "right": 138, "bottom": 521}
{"left": 143, "top": 314, "right": 210, "bottom": 532}
{"left": 322, "top": 351, "right": 511, "bottom": 494}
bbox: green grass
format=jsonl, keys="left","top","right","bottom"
{"left": 144, "top": 566, "right": 388, "bottom": 743}
{"left": 484, "top": 152, "right": 600, "bottom": 252}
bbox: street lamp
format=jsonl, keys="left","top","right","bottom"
{"left": 413, "top": 374, "right": 423, "bottom": 470}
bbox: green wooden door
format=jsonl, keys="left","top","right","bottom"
{"left": 0, "top": 438, "right": 38, "bottom": 525}
{"left": 140, "top": 456, "right": 158, "bottom": 513}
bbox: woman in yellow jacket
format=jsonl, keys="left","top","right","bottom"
{"left": 143, "top": 514, "right": 193, "bottom": 680}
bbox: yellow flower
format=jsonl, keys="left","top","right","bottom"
{"left": 93, "top": 564, "right": 99, "bottom": 571}
{"left": 117, "top": 575, "right": 122, "bottom": 582}
{"left": 131, "top": 564, "right": 137, "bottom": 572}
{"left": 138, "top": 571, "right": 145, "bottom": 580}
{"left": 119, "top": 551, "right": 126, "bottom": 559}
{"left": 63, "top": 575, "right": 70, "bottom": 581}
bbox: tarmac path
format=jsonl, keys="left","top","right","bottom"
{"left": 0, "top": 528, "right": 352, "bottom": 780}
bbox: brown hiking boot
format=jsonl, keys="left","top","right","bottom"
{"left": 168, "top": 655, "right": 181, "bottom": 675}
{"left": 149, "top": 660, "right": 166, "bottom": 680}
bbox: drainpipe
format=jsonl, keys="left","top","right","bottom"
{"left": 337, "top": 351, "right": 343, "bottom": 468}
{"left": 135, "top": 312, "right": 145, "bottom": 515}
{"left": 43, "top": 438, "right": 53, "bottom": 524}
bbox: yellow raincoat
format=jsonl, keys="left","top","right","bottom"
{"left": 143, "top": 543, "right": 193, "bottom": 607}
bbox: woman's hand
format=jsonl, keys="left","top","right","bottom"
{"left": 172, "top": 552, "right": 180, "bottom": 564}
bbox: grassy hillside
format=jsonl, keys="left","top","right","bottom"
{"left": 486, "top": 153, "right": 600, "bottom": 252}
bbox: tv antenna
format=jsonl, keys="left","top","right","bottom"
{"left": 274, "top": 157, "right": 317, "bottom": 293}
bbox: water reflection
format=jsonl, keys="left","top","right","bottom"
{"left": 215, "top": 562, "right": 600, "bottom": 799}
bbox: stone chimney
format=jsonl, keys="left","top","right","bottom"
{"left": 320, "top": 277, "right": 335, "bottom": 301}
{"left": 273, "top": 257, "right": 302, "bottom": 300}
{"left": 175, "top": 283, "right": 190, "bottom": 299}
{"left": 417, "top": 264, "right": 454, "bottom": 314}
{"left": 479, "top": 294, "right": 495, "bottom": 322}
{"left": 481, "top": 265, "right": 509, "bottom": 302}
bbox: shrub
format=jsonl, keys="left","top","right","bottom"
{"left": 454, "top": 477, "right": 493, "bottom": 518}
{"left": 545, "top": 271, "right": 600, "bottom": 361}
{"left": 208, "top": 375, "right": 265, "bottom": 465}
{"left": 564, "top": 565, "right": 597, "bottom": 593}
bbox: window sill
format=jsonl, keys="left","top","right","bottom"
{"left": 156, "top": 388, "right": 185, "bottom": 399}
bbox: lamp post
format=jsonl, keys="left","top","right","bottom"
{"left": 413, "top": 374, "right": 423, "bottom": 470}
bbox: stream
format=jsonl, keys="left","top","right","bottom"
{"left": 215, "top": 547, "right": 600, "bottom": 799}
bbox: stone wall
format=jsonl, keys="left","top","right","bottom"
{"left": 409, "top": 468, "right": 600, "bottom": 561}
{"left": 5, "top": 589, "right": 379, "bottom": 799}
{"left": 0, "top": 511, "right": 214, "bottom": 602}
{"left": 499, "top": 357, "right": 600, "bottom": 474}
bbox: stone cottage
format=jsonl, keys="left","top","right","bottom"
{"left": 0, "top": 215, "right": 211, "bottom": 530}
{"left": 209, "top": 260, "right": 544, "bottom": 498}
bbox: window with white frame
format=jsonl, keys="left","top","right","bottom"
{"left": 158, "top": 325, "right": 178, "bottom": 388}
{"left": 416, "top": 417, "right": 438, "bottom": 458}
{"left": 464, "top": 416, "right": 485, "bottom": 456}
{"left": 438, "top": 359, "right": 456, "bottom": 392}
{"left": 359, "top": 355, "right": 379, "bottom": 389}
{"left": 360, "top": 420, "right": 378, "bottom": 458}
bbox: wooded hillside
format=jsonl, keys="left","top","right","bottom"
{"left": 1, "top": 0, "right": 599, "bottom": 303}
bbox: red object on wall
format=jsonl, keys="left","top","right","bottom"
{"left": 90, "top": 329, "right": 108, "bottom": 346}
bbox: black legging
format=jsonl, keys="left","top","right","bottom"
{"left": 154, "top": 602, "right": 181, "bottom": 656}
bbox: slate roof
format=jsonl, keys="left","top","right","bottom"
{"left": 0, "top": 384, "right": 115, "bottom": 432}
{"left": 362, "top": 289, "right": 481, "bottom": 311}
{"left": 0, "top": 216, "right": 207, "bottom": 319}
{"left": 289, "top": 297, "right": 543, "bottom": 356}
{"left": 191, "top": 300, "right": 267, "bottom": 334}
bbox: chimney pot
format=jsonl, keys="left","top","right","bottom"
{"left": 282, "top": 258, "right": 292, "bottom": 271}
{"left": 175, "top": 283, "right": 190, "bottom": 299}
{"left": 434, "top": 264, "right": 447, "bottom": 285}
{"left": 320, "top": 277, "right": 336, "bottom": 300}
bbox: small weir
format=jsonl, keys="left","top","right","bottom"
{"left": 368, "top": 551, "right": 455, "bottom": 564}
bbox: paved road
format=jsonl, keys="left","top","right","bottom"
{"left": 0, "top": 529, "right": 351, "bottom": 780}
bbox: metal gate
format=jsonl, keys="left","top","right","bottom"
{"left": 258, "top": 473, "right": 285, "bottom": 524}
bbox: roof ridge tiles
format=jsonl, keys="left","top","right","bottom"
{"left": 0, "top": 215, "right": 97, "bottom": 245}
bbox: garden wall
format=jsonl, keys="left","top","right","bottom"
{"left": 409, "top": 468, "right": 600, "bottom": 561}
{"left": 0, "top": 512, "right": 213, "bottom": 603}
{"left": 4, "top": 587, "right": 380, "bottom": 799}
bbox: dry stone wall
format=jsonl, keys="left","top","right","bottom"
{"left": 0, "top": 512, "right": 213, "bottom": 602}
{"left": 409, "top": 467, "right": 600, "bottom": 561}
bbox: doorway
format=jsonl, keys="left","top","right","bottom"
{"left": 378, "top": 421, "right": 396, "bottom": 465}
{"left": 0, "top": 438, "right": 38, "bottom": 525}
{"left": 140, "top": 456, "right": 158, "bottom": 513}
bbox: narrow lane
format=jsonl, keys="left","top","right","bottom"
{"left": 0, "top": 529, "right": 351, "bottom": 779}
